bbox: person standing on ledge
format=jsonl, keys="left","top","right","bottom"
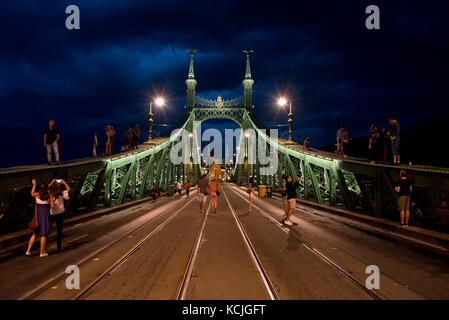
{"left": 132, "top": 125, "right": 141, "bottom": 149}
{"left": 388, "top": 116, "right": 401, "bottom": 165}
{"left": 44, "top": 120, "right": 60, "bottom": 165}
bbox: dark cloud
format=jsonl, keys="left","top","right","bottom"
{"left": 0, "top": 0, "right": 448, "bottom": 167}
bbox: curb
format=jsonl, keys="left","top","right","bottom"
{"left": 0, "top": 192, "right": 167, "bottom": 251}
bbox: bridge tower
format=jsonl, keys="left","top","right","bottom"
{"left": 242, "top": 50, "right": 254, "bottom": 112}
{"left": 185, "top": 50, "right": 198, "bottom": 111}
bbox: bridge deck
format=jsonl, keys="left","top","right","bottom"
{"left": 1, "top": 184, "right": 448, "bottom": 300}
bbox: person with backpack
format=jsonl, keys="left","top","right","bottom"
{"left": 49, "top": 179, "right": 71, "bottom": 252}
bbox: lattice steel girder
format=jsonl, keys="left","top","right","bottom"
{"left": 305, "top": 160, "right": 323, "bottom": 203}
{"left": 331, "top": 164, "right": 355, "bottom": 211}
{"left": 138, "top": 151, "right": 155, "bottom": 199}
{"left": 339, "top": 161, "right": 449, "bottom": 191}
{"left": 192, "top": 107, "right": 247, "bottom": 127}
{"left": 0, "top": 161, "right": 105, "bottom": 192}
{"left": 117, "top": 160, "right": 137, "bottom": 204}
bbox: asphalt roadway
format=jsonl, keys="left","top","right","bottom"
{"left": 0, "top": 184, "right": 448, "bottom": 300}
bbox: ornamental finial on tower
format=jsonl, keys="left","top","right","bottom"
{"left": 242, "top": 49, "right": 254, "bottom": 79}
{"left": 186, "top": 50, "right": 198, "bottom": 110}
{"left": 187, "top": 49, "right": 197, "bottom": 79}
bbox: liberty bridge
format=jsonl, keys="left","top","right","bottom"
{"left": 0, "top": 51, "right": 448, "bottom": 300}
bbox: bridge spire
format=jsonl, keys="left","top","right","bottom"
{"left": 242, "top": 50, "right": 255, "bottom": 111}
{"left": 186, "top": 50, "right": 198, "bottom": 110}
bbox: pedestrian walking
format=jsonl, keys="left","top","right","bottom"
{"left": 197, "top": 174, "right": 209, "bottom": 213}
{"left": 185, "top": 181, "right": 191, "bottom": 197}
{"left": 284, "top": 175, "right": 300, "bottom": 225}
{"left": 26, "top": 179, "right": 53, "bottom": 257}
{"left": 44, "top": 120, "right": 61, "bottom": 165}
{"left": 176, "top": 180, "right": 183, "bottom": 198}
{"left": 277, "top": 176, "right": 289, "bottom": 219}
{"left": 248, "top": 176, "right": 255, "bottom": 213}
{"left": 49, "top": 179, "right": 70, "bottom": 252}
{"left": 388, "top": 117, "right": 401, "bottom": 165}
{"left": 208, "top": 177, "right": 220, "bottom": 213}
{"left": 395, "top": 170, "right": 412, "bottom": 227}
{"left": 132, "top": 125, "right": 141, "bottom": 149}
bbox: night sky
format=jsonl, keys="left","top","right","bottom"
{"left": 1, "top": 0, "right": 448, "bottom": 167}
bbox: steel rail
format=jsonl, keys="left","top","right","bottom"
{"left": 227, "top": 184, "right": 384, "bottom": 300}
{"left": 222, "top": 187, "right": 279, "bottom": 300}
{"left": 70, "top": 196, "right": 196, "bottom": 300}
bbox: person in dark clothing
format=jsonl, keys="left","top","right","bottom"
{"left": 49, "top": 179, "right": 70, "bottom": 252}
{"left": 132, "top": 125, "right": 141, "bottom": 149}
{"left": 128, "top": 127, "right": 134, "bottom": 150}
{"left": 44, "top": 120, "right": 61, "bottom": 165}
{"left": 395, "top": 170, "right": 413, "bottom": 227}
{"left": 388, "top": 117, "right": 401, "bottom": 164}
{"left": 151, "top": 186, "right": 160, "bottom": 200}
{"left": 369, "top": 124, "right": 383, "bottom": 162}
{"left": 284, "top": 175, "right": 300, "bottom": 225}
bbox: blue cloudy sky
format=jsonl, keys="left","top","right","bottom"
{"left": 0, "top": 0, "right": 448, "bottom": 167}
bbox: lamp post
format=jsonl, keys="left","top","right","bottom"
{"left": 278, "top": 97, "right": 294, "bottom": 142}
{"left": 147, "top": 97, "right": 165, "bottom": 143}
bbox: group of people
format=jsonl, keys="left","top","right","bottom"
{"left": 197, "top": 174, "right": 220, "bottom": 214}
{"left": 336, "top": 116, "right": 401, "bottom": 164}
{"left": 26, "top": 178, "right": 70, "bottom": 257}
{"left": 175, "top": 180, "right": 191, "bottom": 198}
{"left": 123, "top": 125, "right": 141, "bottom": 151}
{"left": 368, "top": 117, "right": 401, "bottom": 164}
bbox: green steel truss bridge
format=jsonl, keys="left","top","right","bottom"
{"left": 1, "top": 51, "right": 449, "bottom": 224}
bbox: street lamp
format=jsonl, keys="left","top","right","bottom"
{"left": 147, "top": 96, "right": 165, "bottom": 142}
{"left": 278, "top": 97, "right": 293, "bottom": 141}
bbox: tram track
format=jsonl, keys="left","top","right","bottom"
{"left": 226, "top": 184, "right": 384, "bottom": 300}
{"left": 222, "top": 187, "right": 279, "bottom": 300}
{"left": 73, "top": 196, "right": 197, "bottom": 300}
{"left": 19, "top": 195, "right": 195, "bottom": 300}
